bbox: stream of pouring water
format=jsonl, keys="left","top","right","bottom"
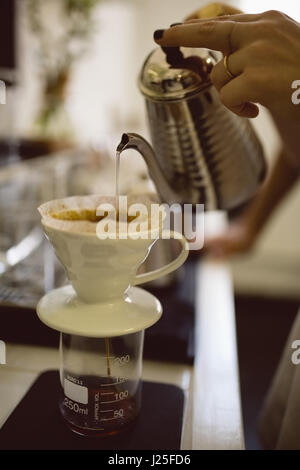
{"left": 115, "top": 150, "right": 120, "bottom": 210}
{"left": 104, "top": 150, "right": 121, "bottom": 378}
{"left": 105, "top": 338, "right": 111, "bottom": 377}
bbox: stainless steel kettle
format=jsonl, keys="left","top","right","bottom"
{"left": 117, "top": 46, "right": 266, "bottom": 210}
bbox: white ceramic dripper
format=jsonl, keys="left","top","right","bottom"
{"left": 37, "top": 195, "right": 189, "bottom": 337}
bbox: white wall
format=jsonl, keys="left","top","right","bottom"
{"left": 240, "top": 0, "right": 300, "bottom": 17}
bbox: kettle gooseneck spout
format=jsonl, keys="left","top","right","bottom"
{"left": 117, "top": 133, "right": 184, "bottom": 205}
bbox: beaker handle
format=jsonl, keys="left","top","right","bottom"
{"left": 133, "top": 231, "right": 189, "bottom": 286}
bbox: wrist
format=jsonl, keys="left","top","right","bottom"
{"left": 237, "top": 211, "right": 261, "bottom": 245}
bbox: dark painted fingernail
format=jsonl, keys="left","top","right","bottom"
{"left": 170, "top": 22, "right": 182, "bottom": 27}
{"left": 153, "top": 29, "right": 165, "bottom": 41}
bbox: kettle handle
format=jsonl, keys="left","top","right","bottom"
{"left": 133, "top": 230, "right": 189, "bottom": 285}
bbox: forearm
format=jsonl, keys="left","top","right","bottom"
{"left": 241, "top": 149, "right": 299, "bottom": 238}
{"left": 272, "top": 116, "right": 300, "bottom": 168}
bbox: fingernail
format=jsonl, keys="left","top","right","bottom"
{"left": 170, "top": 22, "right": 182, "bottom": 27}
{"left": 153, "top": 29, "right": 165, "bottom": 41}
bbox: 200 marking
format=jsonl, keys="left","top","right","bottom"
{"left": 114, "top": 355, "right": 130, "bottom": 366}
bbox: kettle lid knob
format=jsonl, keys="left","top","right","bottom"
{"left": 139, "top": 47, "right": 220, "bottom": 101}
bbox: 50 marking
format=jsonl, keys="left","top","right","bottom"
{"left": 114, "top": 409, "right": 124, "bottom": 418}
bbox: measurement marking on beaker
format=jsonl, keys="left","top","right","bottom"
{"left": 99, "top": 409, "right": 114, "bottom": 413}
{"left": 100, "top": 391, "right": 114, "bottom": 395}
{"left": 104, "top": 398, "right": 127, "bottom": 404}
{"left": 114, "top": 355, "right": 130, "bottom": 365}
{"left": 105, "top": 338, "right": 111, "bottom": 376}
{"left": 100, "top": 416, "right": 122, "bottom": 422}
{"left": 100, "top": 381, "right": 126, "bottom": 387}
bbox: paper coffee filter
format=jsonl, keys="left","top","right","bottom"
{"left": 38, "top": 193, "right": 160, "bottom": 234}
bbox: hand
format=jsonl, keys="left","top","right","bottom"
{"left": 204, "top": 219, "right": 256, "bottom": 259}
{"left": 154, "top": 10, "right": 300, "bottom": 121}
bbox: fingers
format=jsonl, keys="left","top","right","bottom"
{"left": 154, "top": 21, "right": 260, "bottom": 118}
{"left": 210, "top": 52, "right": 244, "bottom": 90}
{"left": 232, "top": 102, "right": 260, "bottom": 118}
{"left": 185, "top": 13, "right": 262, "bottom": 24}
{"left": 219, "top": 75, "right": 259, "bottom": 118}
{"left": 154, "top": 20, "right": 247, "bottom": 54}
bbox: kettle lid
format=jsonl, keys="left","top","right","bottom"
{"left": 139, "top": 47, "right": 219, "bottom": 101}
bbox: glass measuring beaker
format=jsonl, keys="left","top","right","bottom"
{"left": 59, "top": 331, "right": 144, "bottom": 437}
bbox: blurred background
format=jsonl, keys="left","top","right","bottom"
{"left": 0, "top": 0, "right": 300, "bottom": 449}
{"left": 0, "top": 0, "right": 299, "bottom": 299}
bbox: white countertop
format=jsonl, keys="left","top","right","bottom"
{"left": 0, "top": 212, "right": 244, "bottom": 450}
